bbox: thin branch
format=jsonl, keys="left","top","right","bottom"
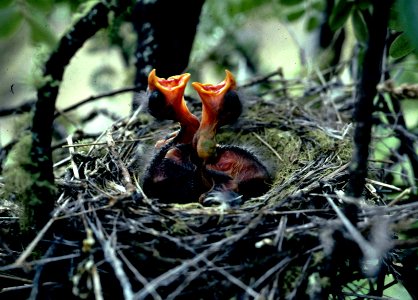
{"left": 88, "top": 216, "right": 134, "bottom": 300}
{"left": 60, "top": 137, "right": 153, "bottom": 148}
{"left": 106, "top": 128, "right": 136, "bottom": 193}
{"left": 326, "top": 196, "right": 383, "bottom": 277}
{"left": 239, "top": 68, "right": 284, "bottom": 88}
{"left": 54, "top": 86, "right": 141, "bottom": 119}
{"left": 134, "top": 213, "right": 263, "bottom": 299}
{"left": 66, "top": 135, "right": 80, "bottom": 180}
{"left": 252, "top": 132, "right": 283, "bottom": 162}
{"left": 379, "top": 80, "right": 418, "bottom": 100}
{"left": 0, "top": 101, "right": 35, "bottom": 117}
{"left": 29, "top": 242, "right": 57, "bottom": 299}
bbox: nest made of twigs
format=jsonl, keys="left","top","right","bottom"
{"left": 1, "top": 70, "right": 417, "bottom": 299}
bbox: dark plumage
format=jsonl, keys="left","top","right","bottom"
{"left": 143, "top": 144, "right": 271, "bottom": 204}
{"left": 142, "top": 143, "right": 204, "bottom": 203}
{"left": 205, "top": 145, "right": 271, "bottom": 199}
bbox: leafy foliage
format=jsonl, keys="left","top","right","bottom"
{"left": 397, "top": 0, "right": 418, "bottom": 54}
{"left": 277, "top": 0, "right": 417, "bottom": 62}
{"left": 389, "top": 33, "right": 414, "bottom": 59}
{"left": 0, "top": 0, "right": 85, "bottom": 46}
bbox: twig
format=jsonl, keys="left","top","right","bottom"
{"left": 60, "top": 137, "right": 152, "bottom": 148}
{"left": 66, "top": 135, "right": 80, "bottom": 180}
{"left": 118, "top": 250, "right": 162, "bottom": 300}
{"left": 0, "top": 274, "right": 32, "bottom": 283}
{"left": 387, "top": 187, "right": 412, "bottom": 206}
{"left": 314, "top": 67, "right": 342, "bottom": 124}
{"left": 286, "top": 254, "right": 313, "bottom": 299}
{"left": 88, "top": 217, "right": 134, "bottom": 300}
{"left": 341, "top": 292, "right": 396, "bottom": 300}
{"left": 379, "top": 80, "right": 418, "bottom": 100}
{"left": 239, "top": 68, "right": 284, "bottom": 88}
{"left": 165, "top": 269, "right": 204, "bottom": 300}
{"left": 0, "top": 101, "right": 35, "bottom": 117}
{"left": 274, "top": 215, "right": 287, "bottom": 252}
{"left": 251, "top": 257, "right": 292, "bottom": 289}
{"left": 29, "top": 242, "right": 57, "bottom": 299}
{"left": 0, "top": 282, "right": 57, "bottom": 293}
{"left": 106, "top": 129, "right": 136, "bottom": 193}
{"left": 325, "top": 196, "right": 381, "bottom": 276}
{"left": 91, "top": 263, "right": 104, "bottom": 300}
{"left": 134, "top": 213, "right": 263, "bottom": 299}
{"left": 252, "top": 132, "right": 283, "bottom": 162}
{"left": 202, "top": 259, "right": 260, "bottom": 298}
{"left": 54, "top": 86, "right": 141, "bottom": 119}
{"left": 365, "top": 178, "right": 402, "bottom": 191}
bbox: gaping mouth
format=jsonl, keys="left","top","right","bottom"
{"left": 147, "top": 69, "right": 200, "bottom": 145}
{"left": 148, "top": 69, "right": 191, "bottom": 95}
{"left": 191, "top": 70, "right": 236, "bottom": 98}
{"left": 191, "top": 70, "right": 239, "bottom": 160}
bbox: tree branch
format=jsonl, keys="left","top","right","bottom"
{"left": 346, "top": 1, "right": 391, "bottom": 198}
{"left": 27, "top": 1, "right": 132, "bottom": 229}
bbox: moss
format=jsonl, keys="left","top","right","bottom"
{"left": 305, "top": 128, "right": 353, "bottom": 163}
{"left": 257, "top": 127, "right": 352, "bottom": 205}
{"left": 283, "top": 266, "right": 303, "bottom": 294}
{"left": 170, "top": 220, "right": 189, "bottom": 235}
{"left": 11, "top": 112, "right": 34, "bottom": 134}
{"left": 3, "top": 133, "right": 56, "bottom": 231}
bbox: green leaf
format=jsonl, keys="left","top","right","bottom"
{"left": 329, "top": 0, "right": 354, "bottom": 31}
{"left": 397, "top": 0, "right": 418, "bottom": 52}
{"left": 311, "top": 0, "right": 325, "bottom": 11}
{"left": 24, "top": 10, "right": 56, "bottom": 46}
{"left": 279, "top": 0, "right": 304, "bottom": 6}
{"left": 389, "top": 33, "right": 414, "bottom": 59}
{"left": 351, "top": 9, "right": 368, "bottom": 43}
{"left": 27, "top": 0, "right": 53, "bottom": 12}
{"left": 286, "top": 8, "right": 305, "bottom": 22}
{"left": 0, "top": 0, "right": 13, "bottom": 9}
{"left": 0, "top": 5, "right": 23, "bottom": 38}
{"left": 306, "top": 15, "right": 320, "bottom": 32}
{"left": 356, "top": 0, "right": 372, "bottom": 10}
{"left": 388, "top": 5, "right": 403, "bottom": 31}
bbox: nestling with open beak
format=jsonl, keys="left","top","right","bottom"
{"left": 142, "top": 69, "right": 271, "bottom": 205}
{"left": 192, "top": 70, "right": 242, "bottom": 161}
{"left": 147, "top": 69, "right": 200, "bottom": 147}
{"left": 143, "top": 70, "right": 202, "bottom": 202}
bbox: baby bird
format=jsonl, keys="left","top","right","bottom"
{"left": 191, "top": 71, "right": 271, "bottom": 204}
{"left": 147, "top": 69, "right": 199, "bottom": 146}
{"left": 142, "top": 69, "right": 271, "bottom": 205}
{"left": 192, "top": 70, "right": 242, "bottom": 161}
{"left": 143, "top": 70, "right": 202, "bottom": 202}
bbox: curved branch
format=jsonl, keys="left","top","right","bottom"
{"left": 28, "top": 1, "right": 131, "bottom": 229}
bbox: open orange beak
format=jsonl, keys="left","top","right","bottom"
{"left": 148, "top": 69, "right": 200, "bottom": 145}
{"left": 192, "top": 70, "right": 241, "bottom": 160}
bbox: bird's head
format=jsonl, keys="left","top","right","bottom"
{"left": 192, "top": 70, "right": 242, "bottom": 161}
{"left": 147, "top": 69, "right": 200, "bottom": 145}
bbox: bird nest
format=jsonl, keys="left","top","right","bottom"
{"left": 1, "top": 70, "right": 417, "bottom": 299}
